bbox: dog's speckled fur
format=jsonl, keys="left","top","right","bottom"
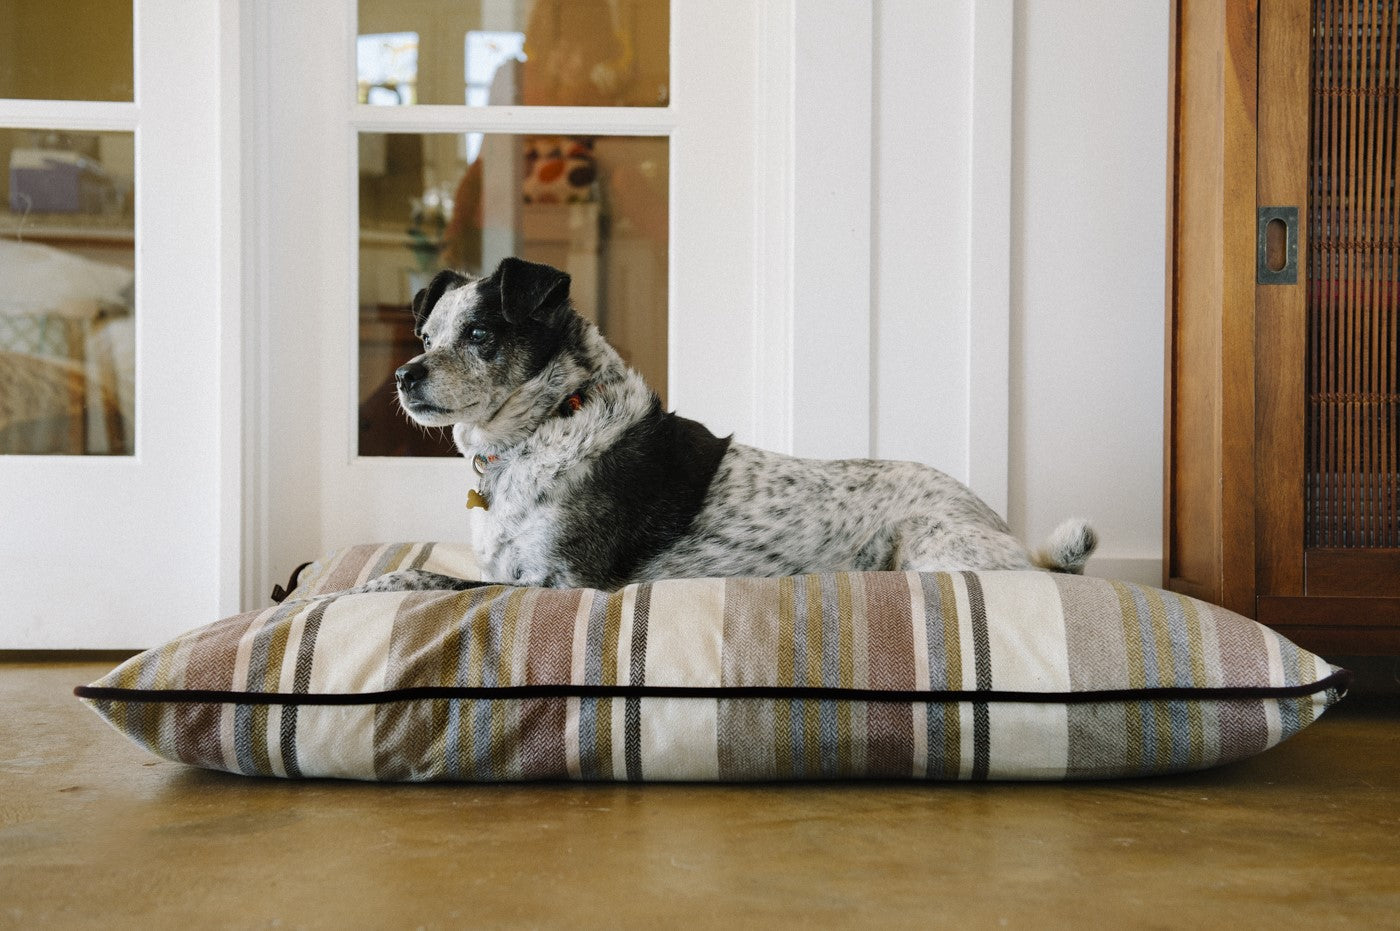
{"left": 370, "top": 258, "right": 1096, "bottom": 592}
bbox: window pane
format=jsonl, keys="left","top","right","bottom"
{"left": 0, "top": 1, "right": 134, "bottom": 101}
{"left": 357, "top": 0, "right": 669, "bottom": 107}
{"left": 358, "top": 132, "right": 667, "bottom": 456}
{"left": 0, "top": 128, "right": 135, "bottom": 455}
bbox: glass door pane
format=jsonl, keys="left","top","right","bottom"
{"left": 357, "top": 0, "right": 669, "bottom": 107}
{"left": 0, "top": 0, "right": 134, "bottom": 101}
{"left": 0, "top": 130, "right": 135, "bottom": 455}
{"left": 358, "top": 130, "right": 668, "bottom": 455}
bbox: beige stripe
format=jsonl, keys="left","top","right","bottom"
{"left": 302, "top": 595, "right": 399, "bottom": 778}
{"left": 981, "top": 572, "right": 1069, "bottom": 779}
{"left": 564, "top": 696, "right": 582, "bottom": 780}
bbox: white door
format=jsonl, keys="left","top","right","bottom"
{"left": 251, "top": 0, "right": 769, "bottom": 601}
{"left": 0, "top": 0, "right": 234, "bottom": 648}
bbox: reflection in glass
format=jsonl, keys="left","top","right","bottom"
{"left": 0, "top": 128, "right": 135, "bottom": 455}
{"left": 358, "top": 132, "right": 668, "bottom": 456}
{"left": 0, "top": 0, "right": 134, "bottom": 102}
{"left": 357, "top": 0, "right": 669, "bottom": 107}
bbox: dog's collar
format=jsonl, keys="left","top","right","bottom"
{"left": 466, "top": 385, "right": 591, "bottom": 510}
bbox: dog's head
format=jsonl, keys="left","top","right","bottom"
{"left": 394, "top": 257, "right": 577, "bottom": 429}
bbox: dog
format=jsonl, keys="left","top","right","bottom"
{"left": 369, "top": 256, "right": 1096, "bottom": 593}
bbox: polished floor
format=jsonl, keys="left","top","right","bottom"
{"left": 2, "top": 661, "right": 1397, "bottom": 929}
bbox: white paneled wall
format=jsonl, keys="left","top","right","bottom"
{"left": 861, "top": 0, "right": 1169, "bottom": 583}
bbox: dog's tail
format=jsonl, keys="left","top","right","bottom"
{"left": 1033, "top": 518, "right": 1098, "bottom": 574}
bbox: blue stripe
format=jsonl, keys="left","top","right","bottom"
{"left": 818, "top": 699, "right": 839, "bottom": 776}
{"left": 1137, "top": 700, "right": 1157, "bottom": 776}
{"left": 1128, "top": 586, "right": 1162, "bottom": 687}
{"left": 920, "top": 575, "right": 951, "bottom": 774}
{"left": 1161, "top": 591, "right": 1194, "bottom": 688}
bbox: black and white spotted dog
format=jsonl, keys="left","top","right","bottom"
{"left": 370, "top": 257, "right": 1096, "bottom": 593}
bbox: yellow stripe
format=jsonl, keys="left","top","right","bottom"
{"left": 1152, "top": 702, "right": 1173, "bottom": 769}
{"left": 1144, "top": 588, "right": 1175, "bottom": 685}
{"left": 805, "top": 574, "right": 823, "bottom": 687}
{"left": 942, "top": 704, "right": 960, "bottom": 779}
{"left": 498, "top": 587, "right": 527, "bottom": 686}
{"left": 1113, "top": 581, "right": 1148, "bottom": 689}
{"left": 937, "top": 575, "right": 962, "bottom": 777}
{"left": 836, "top": 575, "right": 854, "bottom": 776}
{"left": 594, "top": 592, "right": 623, "bottom": 780}
{"left": 601, "top": 590, "right": 624, "bottom": 686}
{"left": 466, "top": 598, "right": 491, "bottom": 687}
{"left": 837, "top": 574, "right": 854, "bottom": 688}
{"left": 937, "top": 574, "right": 961, "bottom": 689}
{"left": 777, "top": 576, "right": 796, "bottom": 688}
{"left": 775, "top": 577, "right": 796, "bottom": 774}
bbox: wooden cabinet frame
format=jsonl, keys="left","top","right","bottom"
{"left": 1166, "top": 0, "right": 1400, "bottom": 654}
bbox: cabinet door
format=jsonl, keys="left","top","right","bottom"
{"left": 1255, "top": 0, "right": 1400, "bottom": 651}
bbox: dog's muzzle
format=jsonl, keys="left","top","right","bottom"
{"left": 395, "top": 360, "right": 427, "bottom": 394}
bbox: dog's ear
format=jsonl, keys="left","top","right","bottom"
{"left": 411, "top": 269, "right": 469, "bottom": 336}
{"left": 496, "top": 257, "right": 571, "bottom": 327}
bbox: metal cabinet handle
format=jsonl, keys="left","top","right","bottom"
{"left": 1257, "top": 206, "right": 1299, "bottom": 285}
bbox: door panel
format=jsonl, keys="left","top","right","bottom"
{"left": 0, "top": 1, "right": 227, "bottom": 648}
{"left": 259, "top": 0, "right": 758, "bottom": 597}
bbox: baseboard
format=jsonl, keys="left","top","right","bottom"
{"left": 1083, "top": 555, "right": 1163, "bottom": 587}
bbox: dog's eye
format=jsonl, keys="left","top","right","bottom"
{"left": 421, "top": 336, "right": 432, "bottom": 350}
{"left": 467, "top": 326, "right": 489, "bottom": 344}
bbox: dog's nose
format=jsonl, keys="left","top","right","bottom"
{"left": 395, "top": 361, "right": 427, "bottom": 392}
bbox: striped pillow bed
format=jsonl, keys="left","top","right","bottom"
{"left": 77, "top": 543, "right": 1350, "bottom": 782}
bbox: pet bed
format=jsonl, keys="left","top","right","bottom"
{"left": 77, "top": 542, "right": 1349, "bottom": 782}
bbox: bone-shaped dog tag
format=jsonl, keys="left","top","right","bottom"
{"left": 466, "top": 489, "right": 489, "bottom": 510}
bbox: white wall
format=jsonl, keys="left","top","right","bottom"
{"left": 866, "top": 0, "right": 1168, "bottom": 583}
{"left": 1008, "top": 0, "right": 1168, "bottom": 583}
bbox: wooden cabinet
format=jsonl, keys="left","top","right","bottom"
{"left": 1166, "top": 0, "right": 1399, "bottom": 654}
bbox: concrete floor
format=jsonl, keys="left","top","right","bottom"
{"left": 2, "top": 661, "right": 1397, "bottom": 929}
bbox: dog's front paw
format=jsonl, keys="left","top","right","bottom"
{"left": 347, "top": 569, "right": 493, "bottom": 594}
